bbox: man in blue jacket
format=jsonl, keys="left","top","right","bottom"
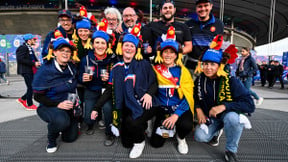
{"left": 193, "top": 49, "right": 255, "bottom": 162}
{"left": 16, "top": 33, "right": 41, "bottom": 110}
{"left": 42, "top": 9, "right": 74, "bottom": 60}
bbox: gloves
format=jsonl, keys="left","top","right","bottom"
{"left": 239, "top": 114, "right": 252, "bottom": 129}
{"left": 110, "top": 124, "right": 120, "bottom": 137}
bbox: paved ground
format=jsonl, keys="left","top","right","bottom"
{"left": 0, "top": 76, "right": 288, "bottom": 162}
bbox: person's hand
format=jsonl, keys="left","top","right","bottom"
{"left": 162, "top": 114, "right": 179, "bottom": 129}
{"left": 83, "top": 73, "right": 92, "bottom": 82}
{"left": 100, "top": 72, "right": 109, "bottom": 82}
{"left": 140, "top": 93, "right": 152, "bottom": 110}
{"left": 115, "top": 24, "right": 123, "bottom": 34}
{"left": 35, "top": 61, "right": 41, "bottom": 67}
{"left": 209, "top": 105, "right": 226, "bottom": 118}
{"left": 146, "top": 46, "right": 152, "bottom": 54}
{"left": 196, "top": 108, "right": 207, "bottom": 124}
{"left": 57, "top": 100, "right": 73, "bottom": 110}
{"left": 91, "top": 110, "right": 98, "bottom": 120}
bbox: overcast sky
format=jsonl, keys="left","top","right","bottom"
{"left": 255, "top": 37, "right": 288, "bottom": 56}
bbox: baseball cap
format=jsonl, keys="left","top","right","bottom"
{"left": 195, "top": 0, "right": 212, "bottom": 5}
{"left": 58, "top": 9, "right": 72, "bottom": 18}
{"left": 23, "top": 33, "right": 36, "bottom": 41}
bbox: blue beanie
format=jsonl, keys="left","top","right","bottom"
{"left": 123, "top": 34, "right": 139, "bottom": 48}
{"left": 202, "top": 49, "right": 222, "bottom": 63}
{"left": 92, "top": 30, "right": 109, "bottom": 42}
{"left": 76, "top": 18, "right": 91, "bottom": 30}
{"left": 23, "top": 33, "right": 36, "bottom": 41}
{"left": 160, "top": 40, "right": 179, "bottom": 53}
{"left": 53, "top": 38, "right": 73, "bottom": 50}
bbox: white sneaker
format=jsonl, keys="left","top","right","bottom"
{"left": 129, "top": 141, "right": 145, "bottom": 158}
{"left": 176, "top": 135, "right": 188, "bottom": 154}
{"left": 256, "top": 97, "right": 264, "bottom": 106}
{"left": 46, "top": 144, "right": 58, "bottom": 153}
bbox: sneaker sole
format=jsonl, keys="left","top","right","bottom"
{"left": 16, "top": 99, "right": 27, "bottom": 109}
{"left": 46, "top": 146, "right": 58, "bottom": 153}
{"left": 210, "top": 129, "right": 223, "bottom": 147}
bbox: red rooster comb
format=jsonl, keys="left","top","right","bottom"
{"left": 98, "top": 18, "right": 108, "bottom": 32}
{"left": 166, "top": 26, "right": 176, "bottom": 40}
{"left": 210, "top": 34, "right": 223, "bottom": 50}
{"left": 79, "top": 6, "right": 87, "bottom": 17}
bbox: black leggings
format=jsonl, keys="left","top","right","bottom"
{"left": 120, "top": 107, "right": 158, "bottom": 148}
{"left": 150, "top": 108, "right": 193, "bottom": 148}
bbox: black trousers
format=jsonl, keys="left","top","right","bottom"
{"left": 21, "top": 73, "right": 34, "bottom": 106}
{"left": 150, "top": 108, "right": 193, "bottom": 148}
{"left": 260, "top": 73, "right": 267, "bottom": 86}
{"left": 120, "top": 107, "right": 158, "bottom": 148}
{"left": 273, "top": 75, "right": 284, "bottom": 88}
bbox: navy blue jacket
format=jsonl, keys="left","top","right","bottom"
{"left": 42, "top": 26, "right": 72, "bottom": 59}
{"left": 194, "top": 73, "right": 255, "bottom": 118}
{"left": 33, "top": 60, "right": 77, "bottom": 104}
{"left": 110, "top": 59, "right": 159, "bottom": 119}
{"left": 16, "top": 43, "right": 38, "bottom": 74}
{"left": 236, "top": 54, "right": 258, "bottom": 78}
{"left": 78, "top": 51, "right": 118, "bottom": 91}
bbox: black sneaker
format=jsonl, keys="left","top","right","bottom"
{"left": 208, "top": 129, "right": 223, "bottom": 146}
{"left": 104, "top": 135, "right": 115, "bottom": 146}
{"left": 85, "top": 125, "right": 95, "bottom": 135}
{"left": 98, "top": 120, "right": 106, "bottom": 129}
{"left": 224, "top": 151, "right": 238, "bottom": 162}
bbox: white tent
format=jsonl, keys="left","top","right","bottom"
{"left": 255, "top": 37, "right": 288, "bottom": 56}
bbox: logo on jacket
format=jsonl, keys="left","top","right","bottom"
{"left": 210, "top": 26, "right": 216, "bottom": 32}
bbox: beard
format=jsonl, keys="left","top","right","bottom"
{"left": 161, "top": 12, "right": 174, "bottom": 22}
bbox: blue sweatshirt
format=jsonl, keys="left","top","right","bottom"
{"left": 194, "top": 73, "right": 255, "bottom": 117}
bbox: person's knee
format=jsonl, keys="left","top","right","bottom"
{"left": 223, "top": 112, "right": 239, "bottom": 127}
{"left": 54, "top": 116, "right": 70, "bottom": 130}
{"left": 150, "top": 135, "right": 165, "bottom": 148}
{"left": 102, "top": 101, "right": 112, "bottom": 115}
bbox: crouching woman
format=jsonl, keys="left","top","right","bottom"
{"left": 33, "top": 38, "right": 79, "bottom": 153}
{"left": 151, "top": 37, "right": 194, "bottom": 155}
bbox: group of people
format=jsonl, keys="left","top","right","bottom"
{"left": 258, "top": 60, "right": 285, "bottom": 89}
{"left": 15, "top": 0, "right": 259, "bottom": 161}
{"left": 0, "top": 58, "right": 10, "bottom": 85}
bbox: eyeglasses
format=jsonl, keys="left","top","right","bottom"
{"left": 123, "top": 14, "right": 136, "bottom": 18}
{"left": 59, "top": 49, "right": 71, "bottom": 54}
{"left": 59, "top": 18, "right": 72, "bottom": 22}
{"left": 107, "top": 18, "right": 118, "bottom": 22}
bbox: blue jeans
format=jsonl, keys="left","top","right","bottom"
{"left": 242, "top": 76, "right": 259, "bottom": 100}
{"left": 37, "top": 105, "right": 78, "bottom": 145}
{"left": 83, "top": 89, "right": 101, "bottom": 126}
{"left": 102, "top": 99, "right": 113, "bottom": 135}
{"left": 243, "top": 77, "right": 259, "bottom": 100}
{"left": 194, "top": 112, "right": 244, "bottom": 153}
